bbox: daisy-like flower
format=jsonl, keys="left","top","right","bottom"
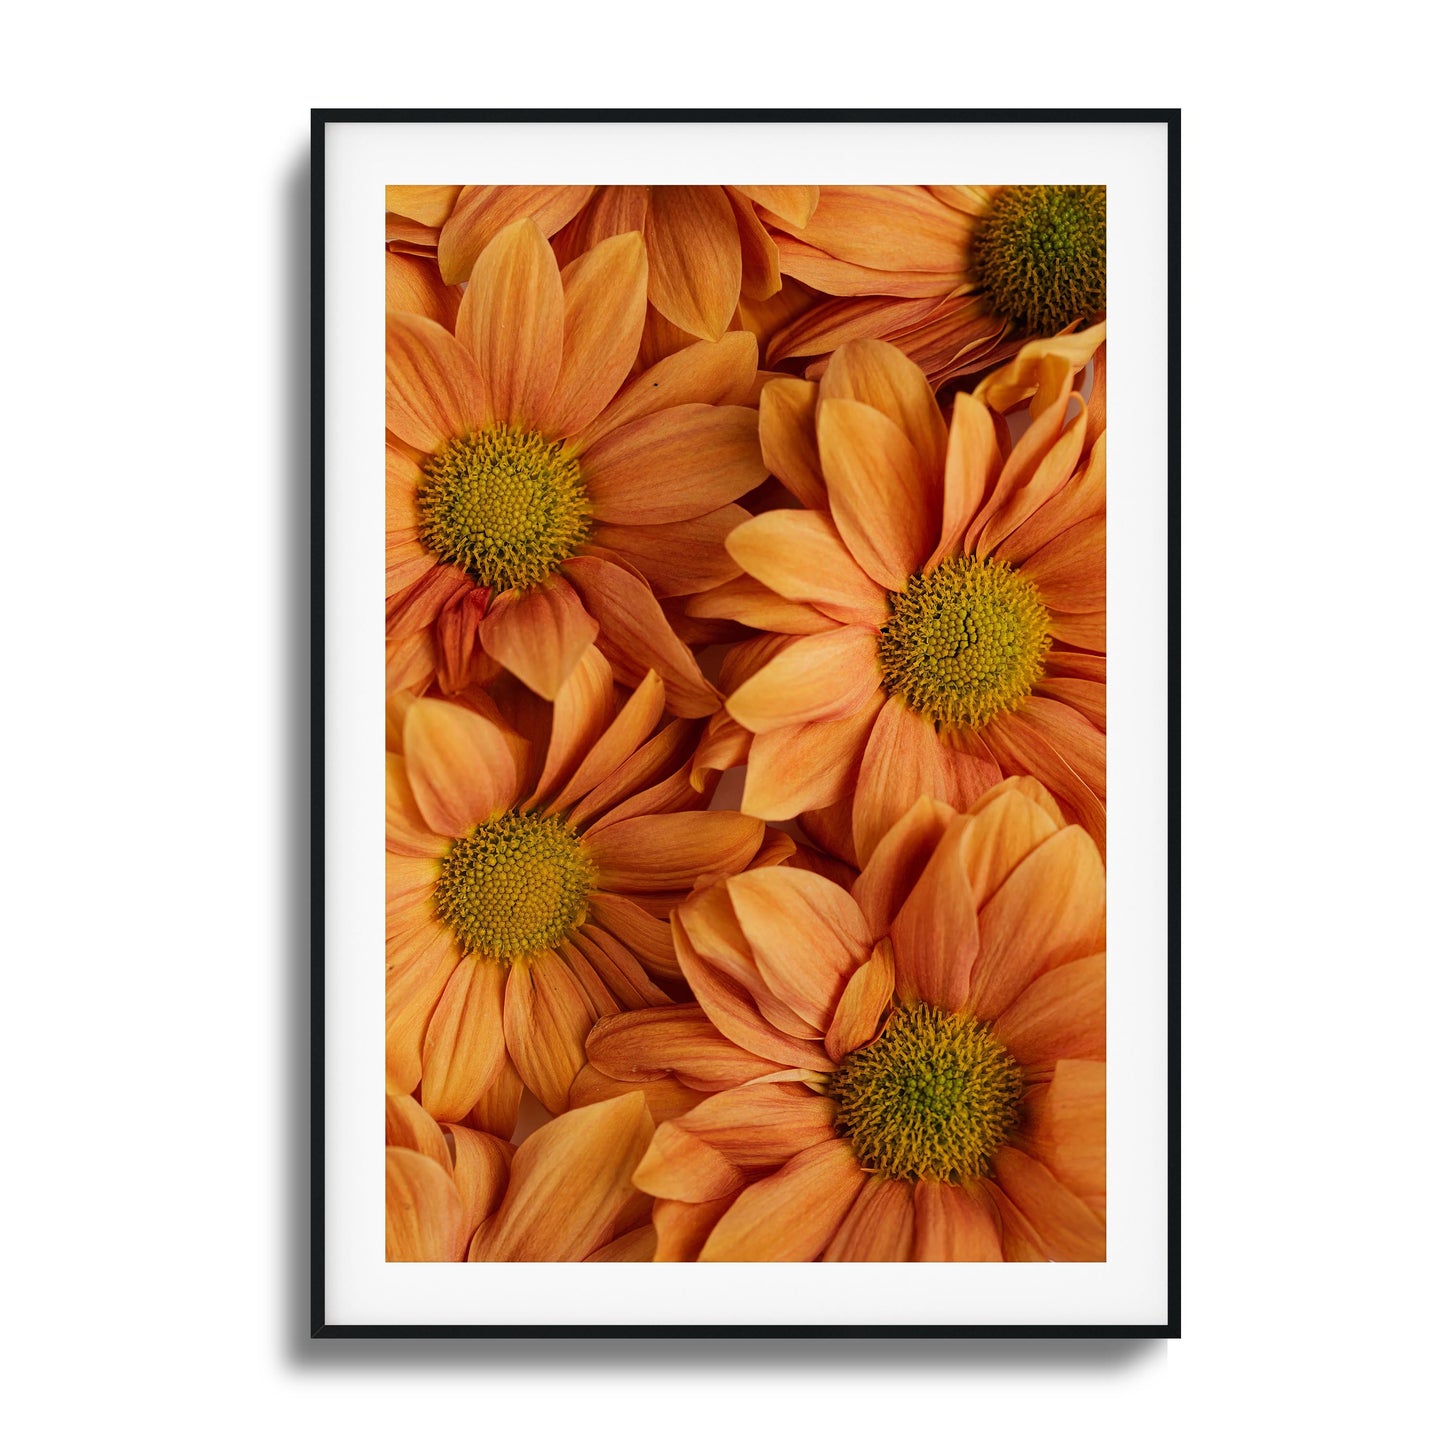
{"left": 763, "top": 185, "right": 1105, "bottom": 386}
{"left": 689, "top": 330, "right": 1106, "bottom": 864}
{"left": 425, "top": 185, "right": 821, "bottom": 345}
{"left": 386, "top": 1091, "right": 656, "bottom": 1262}
{"left": 586, "top": 781, "right": 1105, "bottom": 1262}
{"left": 387, "top": 658, "right": 766, "bottom": 1126}
{"left": 387, "top": 217, "right": 766, "bottom": 714}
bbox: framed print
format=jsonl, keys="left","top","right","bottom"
{"left": 313, "top": 109, "right": 1179, "bottom": 1338}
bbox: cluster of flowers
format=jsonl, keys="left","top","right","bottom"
{"left": 385, "top": 184, "right": 1106, "bottom": 1263}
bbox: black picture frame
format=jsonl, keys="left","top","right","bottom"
{"left": 311, "top": 108, "right": 1180, "bottom": 1340}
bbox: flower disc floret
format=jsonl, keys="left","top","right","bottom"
{"left": 877, "top": 555, "right": 1051, "bottom": 730}
{"left": 416, "top": 426, "right": 591, "bottom": 591}
{"left": 432, "top": 810, "right": 595, "bottom": 960}
{"left": 830, "top": 1004, "right": 1023, "bottom": 1182}
{"left": 972, "top": 184, "right": 1106, "bottom": 335}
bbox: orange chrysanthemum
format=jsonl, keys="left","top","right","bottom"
{"left": 689, "top": 330, "right": 1106, "bottom": 864}
{"left": 586, "top": 780, "right": 1105, "bottom": 1262}
{"left": 386, "top": 217, "right": 768, "bottom": 714}
{"left": 386, "top": 657, "right": 768, "bottom": 1125}
{"left": 386, "top": 1091, "right": 656, "bottom": 1262}
{"left": 763, "top": 185, "right": 1106, "bottom": 387}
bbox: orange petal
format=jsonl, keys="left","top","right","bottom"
{"left": 725, "top": 510, "right": 889, "bottom": 628}
{"left": 592, "top": 503, "right": 747, "bottom": 599}
{"left": 569, "top": 1062, "right": 711, "bottom": 1124}
{"left": 687, "top": 576, "right": 835, "bottom": 634}
{"left": 584, "top": 404, "right": 765, "bottom": 525}
{"left": 478, "top": 575, "right": 598, "bottom": 700}
{"left": 419, "top": 958, "right": 508, "bottom": 1122}
{"left": 725, "top": 869, "right": 871, "bottom": 1031}
{"left": 466, "top": 1054, "right": 523, "bottom": 1140}
{"left": 563, "top": 555, "right": 720, "bottom": 718}
{"left": 985, "top": 701, "right": 1106, "bottom": 850}
{"left": 384, "top": 1092, "right": 451, "bottom": 1171}
{"left": 385, "top": 312, "right": 486, "bottom": 450}
{"left": 652, "top": 1196, "right": 737, "bottom": 1261}
{"left": 548, "top": 669, "right": 664, "bottom": 814}
{"left": 403, "top": 696, "right": 519, "bottom": 837}
{"left": 770, "top": 186, "right": 967, "bottom": 275}
{"left": 930, "top": 390, "right": 999, "bottom": 566}
{"left": 817, "top": 397, "right": 932, "bottom": 589}
{"left": 825, "top": 939, "right": 896, "bottom": 1061}
{"left": 852, "top": 793, "right": 956, "bottom": 936}
{"left": 586, "top": 1003, "right": 775, "bottom": 1091}
{"left": 1020, "top": 517, "right": 1105, "bottom": 613}
{"left": 543, "top": 231, "right": 649, "bottom": 437}
{"left": 852, "top": 695, "right": 951, "bottom": 865}
{"left": 820, "top": 339, "right": 947, "bottom": 482}
{"left": 992, "top": 1146, "right": 1105, "bottom": 1262}
{"left": 888, "top": 814, "right": 980, "bottom": 1014}
{"left": 727, "top": 627, "right": 882, "bottom": 733}
{"left": 585, "top": 1223, "right": 657, "bottom": 1262}
{"left": 386, "top": 753, "right": 447, "bottom": 857}
{"left": 385, "top": 922, "right": 458, "bottom": 1095}
{"left": 437, "top": 184, "right": 594, "bottom": 285}
{"left": 568, "top": 718, "right": 696, "bottom": 832}
{"left": 740, "top": 693, "right": 884, "bottom": 819}
{"left": 699, "top": 1138, "right": 865, "bottom": 1261}
{"left": 1016, "top": 1059, "right": 1105, "bottom": 1207}
{"left": 644, "top": 185, "right": 742, "bottom": 341}
{"left": 579, "top": 332, "right": 758, "bottom": 448}
{"left": 758, "top": 377, "right": 826, "bottom": 510}
{"left": 568, "top": 925, "right": 671, "bottom": 1010}
{"left": 468, "top": 1093, "right": 653, "bottom": 1262}
{"left": 588, "top": 811, "right": 764, "bottom": 892}
{"left": 633, "top": 1122, "right": 747, "bottom": 1202}
{"left": 912, "top": 1180, "right": 1004, "bottom": 1261}
{"left": 820, "top": 1174, "right": 915, "bottom": 1261}
{"left": 531, "top": 645, "right": 614, "bottom": 806}
{"left": 733, "top": 185, "right": 820, "bottom": 229}
{"left": 586, "top": 892, "right": 678, "bottom": 976}
{"left": 386, "top": 1149, "right": 464, "bottom": 1261}
{"left": 455, "top": 218, "right": 563, "bottom": 428}
{"left": 993, "top": 952, "right": 1105, "bottom": 1069}
{"left": 441, "top": 1124, "right": 513, "bottom": 1243}
{"left": 386, "top": 250, "right": 461, "bottom": 331}
{"left": 386, "top": 185, "right": 461, "bottom": 227}
{"left": 967, "top": 827, "right": 1106, "bottom": 1021}
{"left": 503, "top": 952, "right": 596, "bottom": 1114}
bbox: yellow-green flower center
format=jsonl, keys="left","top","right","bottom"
{"left": 830, "top": 1004, "right": 1023, "bottom": 1182}
{"left": 432, "top": 811, "right": 595, "bottom": 960}
{"left": 416, "top": 426, "right": 591, "bottom": 592}
{"left": 972, "top": 184, "right": 1106, "bottom": 335}
{"left": 877, "top": 556, "right": 1051, "bottom": 730}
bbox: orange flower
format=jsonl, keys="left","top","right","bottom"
{"left": 689, "top": 330, "right": 1106, "bottom": 864}
{"left": 763, "top": 185, "right": 1105, "bottom": 387}
{"left": 386, "top": 217, "right": 767, "bottom": 714}
{"left": 387, "top": 660, "right": 767, "bottom": 1125}
{"left": 386, "top": 1091, "right": 656, "bottom": 1262}
{"left": 428, "top": 185, "right": 820, "bottom": 344}
{"left": 588, "top": 780, "right": 1105, "bottom": 1262}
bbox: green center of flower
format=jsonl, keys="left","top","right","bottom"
{"left": 432, "top": 811, "right": 595, "bottom": 960}
{"left": 830, "top": 1004, "right": 1023, "bottom": 1182}
{"left": 877, "top": 556, "right": 1051, "bottom": 730}
{"left": 415, "top": 426, "right": 591, "bottom": 591}
{"left": 972, "top": 184, "right": 1106, "bottom": 334}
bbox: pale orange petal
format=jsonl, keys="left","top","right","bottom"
{"left": 852, "top": 695, "right": 951, "bottom": 865}
{"left": 740, "top": 693, "right": 884, "bottom": 819}
{"left": 419, "top": 957, "right": 508, "bottom": 1122}
{"left": 386, "top": 250, "right": 461, "bottom": 331}
{"left": 441, "top": 1124, "right": 513, "bottom": 1244}
{"left": 1016, "top": 1059, "right": 1105, "bottom": 1208}
{"left": 385, "top": 922, "right": 458, "bottom": 1095}
{"left": 585, "top": 1223, "right": 657, "bottom": 1262}
{"left": 531, "top": 646, "right": 614, "bottom": 806}
{"left": 586, "top": 892, "right": 678, "bottom": 977}
{"left": 1020, "top": 517, "right": 1105, "bottom": 613}
{"left": 993, "top": 953, "right": 1105, "bottom": 1069}
{"left": 726, "top": 510, "right": 889, "bottom": 628}
{"left": 820, "top": 339, "right": 947, "bottom": 482}
{"left": 584, "top": 404, "right": 764, "bottom": 525}
{"left": 821, "top": 1174, "right": 915, "bottom": 1261}
{"left": 478, "top": 575, "right": 598, "bottom": 701}
{"left": 816, "top": 398, "right": 933, "bottom": 589}
{"left": 967, "top": 827, "right": 1107, "bottom": 1021}
{"left": 468, "top": 1093, "right": 653, "bottom": 1261}
{"left": 852, "top": 794, "right": 956, "bottom": 936}
{"left": 563, "top": 555, "right": 720, "bottom": 717}
{"left": 502, "top": 951, "right": 596, "bottom": 1114}
{"left": 547, "top": 669, "right": 664, "bottom": 815}
{"left": 699, "top": 1138, "right": 866, "bottom": 1261}
{"left": 385, "top": 312, "right": 486, "bottom": 450}
{"left": 652, "top": 1196, "right": 737, "bottom": 1261}
{"left": 588, "top": 812, "right": 764, "bottom": 892}
{"left": 543, "top": 231, "right": 649, "bottom": 437}
{"left": 985, "top": 701, "right": 1106, "bottom": 849}
{"left": 734, "top": 185, "right": 820, "bottom": 229}
{"left": 930, "top": 389, "right": 1000, "bottom": 566}
{"left": 772, "top": 186, "right": 967, "bottom": 275}
{"left": 825, "top": 939, "right": 895, "bottom": 1061}
{"left": 888, "top": 813, "right": 980, "bottom": 1014}
{"left": 437, "top": 184, "right": 594, "bottom": 285}
{"left": 687, "top": 577, "right": 835, "bottom": 634}
{"left": 455, "top": 218, "right": 563, "bottom": 428}
{"left": 592, "top": 503, "right": 747, "bottom": 599}
{"left": 384, "top": 1093, "right": 451, "bottom": 1171}
{"left": 992, "top": 1145, "right": 1105, "bottom": 1262}
{"left": 586, "top": 1003, "right": 776, "bottom": 1091}
{"left": 912, "top": 1180, "right": 1004, "bottom": 1261}
{"left": 758, "top": 376, "right": 827, "bottom": 510}
{"left": 386, "top": 185, "right": 461, "bottom": 227}
{"left": 386, "top": 753, "right": 447, "bottom": 858}
{"left": 645, "top": 185, "right": 742, "bottom": 341}
{"left": 403, "top": 696, "right": 520, "bottom": 836}
{"left": 726, "top": 627, "right": 882, "bottom": 733}
{"left": 386, "top": 1149, "right": 464, "bottom": 1261}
